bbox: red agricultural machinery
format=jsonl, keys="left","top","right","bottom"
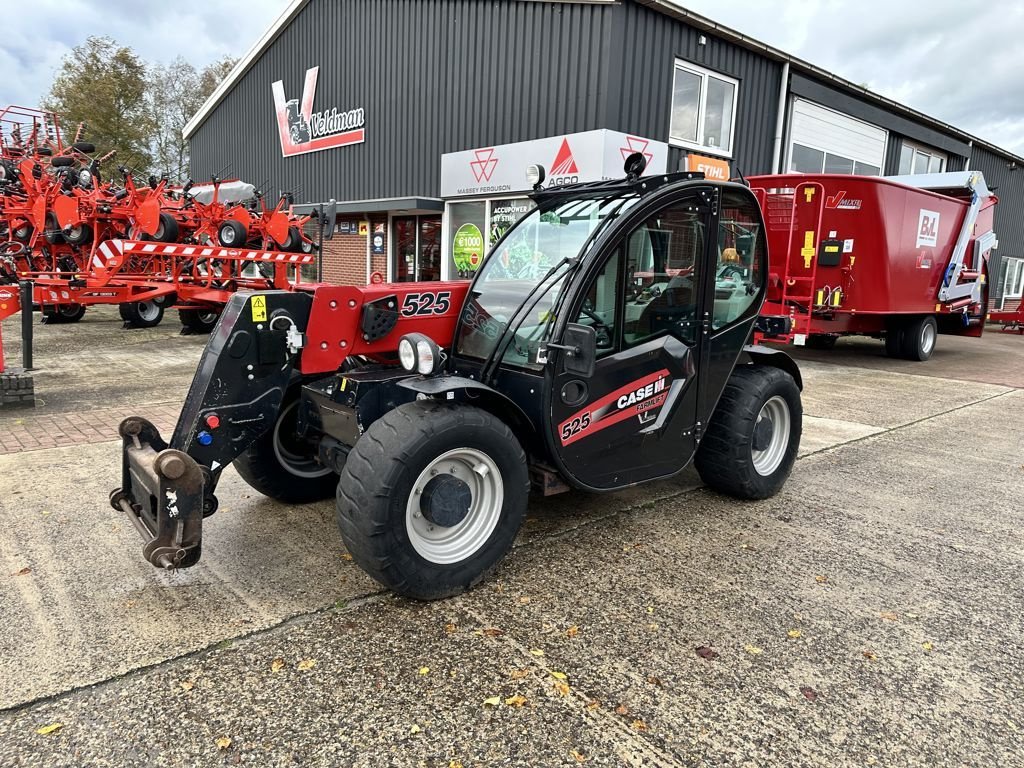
{"left": 0, "top": 105, "right": 328, "bottom": 335}
{"left": 747, "top": 171, "right": 999, "bottom": 360}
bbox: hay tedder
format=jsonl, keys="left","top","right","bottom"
{"left": 111, "top": 155, "right": 805, "bottom": 600}
{"left": 0, "top": 105, "right": 329, "bottom": 341}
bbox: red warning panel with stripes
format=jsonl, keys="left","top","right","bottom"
{"left": 557, "top": 369, "right": 671, "bottom": 446}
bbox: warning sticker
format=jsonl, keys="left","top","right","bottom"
{"left": 251, "top": 295, "right": 268, "bottom": 322}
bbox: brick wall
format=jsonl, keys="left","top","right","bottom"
{"left": 0, "top": 368, "right": 34, "bottom": 409}
{"left": 321, "top": 214, "right": 390, "bottom": 286}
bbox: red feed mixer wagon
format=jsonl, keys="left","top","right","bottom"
{"left": 746, "top": 171, "right": 998, "bottom": 360}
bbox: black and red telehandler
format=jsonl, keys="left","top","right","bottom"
{"left": 112, "top": 155, "right": 803, "bottom": 600}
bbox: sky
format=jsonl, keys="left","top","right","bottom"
{"left": 1, "top": 0, "right": 1021, "bottom": 155}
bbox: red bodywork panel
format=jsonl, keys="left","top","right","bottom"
{"left": 749, "top": 174, "right": 997, "bottom": 337}
{"left": 300, "top": 281, "right": 471, "bottom": 375}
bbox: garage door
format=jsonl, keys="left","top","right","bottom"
{"left": 787, "top": 99, "right": 887, "bottom": 176}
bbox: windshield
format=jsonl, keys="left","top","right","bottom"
{"left": 455, "top": 195, "right": 638, "bottom": 369}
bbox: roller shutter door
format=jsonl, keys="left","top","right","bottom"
{"left": 788, "top": 99, "right": 887, "bottom": 176}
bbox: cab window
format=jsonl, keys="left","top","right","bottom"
{"left": 623, "top": 206, "right": 704, "bottom": 346}
{"left": 572, "top": 251, "right": 621, "bottom": 355}
{"left": 714, "top": 191, "right": 765, "bottom": 329}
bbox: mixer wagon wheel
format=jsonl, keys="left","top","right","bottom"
{"left": 900, "top": 315, "right": 937, "bottom": 362}
{"left": 804, "top": 334, "right": 837, "bottom": 350}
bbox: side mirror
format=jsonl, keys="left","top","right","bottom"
{"left": 539, "top": 322, "right": 596, "bottom": 377}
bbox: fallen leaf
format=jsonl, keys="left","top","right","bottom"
{"left": 550, "top": 671, "right": 567, "bottom": 680}
{"left": 15, "top": 567, "right": 31, "bottom": 576}
{"left": 646, "top": 605, "right": 655, "bottom": 614}
{"left": 815, "top": 575, "right": 829, "bottom": 584}
{"left": 615, "top": 704, "right": 630, "bottom": 716}
{"left": 800, "top": 686, "right": 818, "bottom": 702}
{"left": 862, "top": 650, "right": 877, "bottom": 661}
{"left": 297, "top": 659, "right": 317, "bottom": 671}
{"left": 787, "top": 629, "right": 802, "bottom": 639}
{"left": 631, "top": 719, "right": 648, "bottom": 732}
{"left": 922, "top": 642, "right": 934, "bottom": 653}
{"left": 745, "top": 645, "right": 763, "bottom": 656}
{"left": 518, "top": 596, "right": 531, "bottom": 605}
{"left": 36, "top": 723, "right": 63, "bottom": 735}
{"left": 180, "top": 680, "right": 195, "bottom": 691}
{"left": 504, "top": 694, "right": 528, "bottom": 707}
{"left": 417, "top": 666, "right": 430, "bottom": 676}
{"left": 449, "top": 761, "right": 464, "bottom": 768}
{"left": 586, "top": 699, "right": 601, "bottom": 711}
{"left": 570, "top": 748, "right": 587, "bottom": 763}
{"left": 695, "top": 646, "right": 719, "bottom": 661}
{"left": 215, "top": 736, "right": 232, "bottom": 750}
{"left": 509, "top": 668, "right": 530, "bottom": 680}
{"left": 646, "top": 675, "right": 663, "bottom": 687}
{"left": 566, "top": 625, "right": 580, "bottom": 638}
{"left": 341, "top": 553, "right": 353, "bottom": 561}
{"left": 410, "top": 724, "right": 422, "bottom": 734}
{"left": 444, "top": 622, "right": 458, "bottom": 633}
{"left": 270, "top": 658, "right": 285, "bottom": 673}
{"left": 553, "top": 681, "right": 570, "bottom": 696}
{"left": 879, "top": 611, "right": 899, "bottom": 621}
{"left": 906, "top": 612, "right": 920, "bottom": 620}
{"left": 482, "top": 696, "right": 501, "bottom": 707}
{"left": 529, "top": 648, "right": 545, "bottom": 657}
{"left": 481, "top": 627, "right": 503, "bottom": 637}
{"left": 647, "top": 622, "right": 659, "bottom": 631}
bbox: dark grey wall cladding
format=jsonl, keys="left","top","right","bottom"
{"left": 190, "top": 0, "right": 613, "bottom": 203}
{"left": 607, "top": 2, "right": 782, "bottom": 176}
{"left": 970, "top": 146, "right": 1024, "bottom": 303}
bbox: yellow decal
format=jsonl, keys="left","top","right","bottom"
{"left": 358, "top": 221, "right": 369, "bottom": 236}
{"left": 804, "top": 187, "right": 815, "bottom": 203}
{"left": 831, "top": 289, "right": 842, "bottom": 307}
{"left": 251, "top": 295, "right": 268, "bottom": 322}
{"left": 935, "top": 303, "right": 942, "bottom": 312}
{"left": 801, "top": 230, "right": 816, "bottom": 268}
{"left": 849, "top": 256, "right": 856, "bottom": 268}
{"left": 815, "top": 289, "right": 824, "bottom": 306}
{"left": 340, "top": 378, "right": 348, "bottom": 391}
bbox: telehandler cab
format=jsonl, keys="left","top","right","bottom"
{"left": 112, "top": 155, "right": 803, "bottom": 600}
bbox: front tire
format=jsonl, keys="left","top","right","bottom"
{"left": 336, "top": 401, "right": 529, "bottom": 600}
{"left": 695, "top": 365, "right": 802, "bottom": 500}
{"left": 233, "top": 390, "right": 338, "bottom": 503}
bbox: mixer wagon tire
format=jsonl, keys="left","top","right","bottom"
{"left": 234, "top": 387, "right": 338, "bottom": 503}
{"left": 884, "top": 322, "right": 904, "bottom": 358}
{"left": 901, "top": 315, "right": 937, "bottom": 361}
{"left": 805, "top": 334, "right": 837, "bottom": 350}
{"left": 119, "top": 300, "right": 165, "bottom": 328}
{"left": 41, "top": 303, "right": 86, "bottom": 324}
{"left": 695, "top": 365, "right": 802, "bottom": 500}
{"left": 178, "top": 308, "right": 220, "bottom": 334}
{"left": 153, "top": 213, "right": 179, "bottom": 243}
{"left": 335, "top": 401, "right": 529, "bottom": 601}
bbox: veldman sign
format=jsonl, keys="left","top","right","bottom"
{"left": 440, "top": 130, "right": 668, "bottom": 198}
{"left": 271, "top": 67, "right": 365, "bottom": 158}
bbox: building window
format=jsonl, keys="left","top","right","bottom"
{"left": 899, "top": 141, "right": 946, "bottom": 175}
{"left": 444, "top": 197, "right": 535, "bottom": 280}
{"left": 790, "top": 143, "right": 880, "bottom": 176}
{"left": 1003, "top": 257, "right": 1024, "bottom": 305}
{"left": 392, "top": 215, "right": 442, "bottom": 282}
{"left": 669, "top": 61, "right": 738, "bottom": 156}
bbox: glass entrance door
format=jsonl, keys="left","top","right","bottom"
{"left": 393, "top": 215, "right": 442, "bottom": 282}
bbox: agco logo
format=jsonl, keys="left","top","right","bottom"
{"left": 542, "top": 138, "right": 580, "bottom": 188}
{"left": 470, "top": 148, "right": 498, "bottom": 183}
{"left": 271, "top": 67, "right": 365, "bottom": 157}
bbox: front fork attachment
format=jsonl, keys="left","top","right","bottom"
{"left": 110, "top": 416, "right": 217, "bottom": 569}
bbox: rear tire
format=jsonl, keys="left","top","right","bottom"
{"left": 884, "top": 324, "right": 904, "bottom": 358}
{"left": 233, "top": 390, "right": 338, "bottom": 503}
{"left": 119, "top": 300, "right": 165, "bottom": 328}
{"left": 695, "top": 365, "right": 802, "bottom": 500}
{"left": 178, "top": 308, "right": 220, "bottom": 334}
{"left": 336, "top": 401, "right": 529, "bottom": 600}
{"left": 900, "top": 315, "right": 937, "bottom": 361}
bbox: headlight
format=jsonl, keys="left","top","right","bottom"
{"left": 397, "top": 333, "right": 442, "bottom": 375}
{"left": 398, "top": 337, "right": 416, "bottom": 371}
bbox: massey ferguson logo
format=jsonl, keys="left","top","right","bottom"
{"left": 271, "top": 67, "right": 365, "bottom": 157}
{"left": 620, "top": 136, "right": 654, "bottom": 166}
{"left": 916, "top": 209, "right": 940, "bottom": 248}
{"left": 470, "top": 148, "right": 498, "bottom": 183}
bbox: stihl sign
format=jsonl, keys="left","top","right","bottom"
{"left": 271, "top": 67, "right": 365, "bottom": 157}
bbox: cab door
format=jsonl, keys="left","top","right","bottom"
{"left": 546, "top": 189, "right": 715, "bottom": 491}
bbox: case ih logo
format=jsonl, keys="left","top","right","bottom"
{"left": 271, "top": 67, "right": 365, "bottom": 157}
{"left": 916, "top": 209, "right": 940, "bottom": 248}
{"left": 825, "top": 191, "right": 862, "bottom": 210}
{"left": 469, "top": 148, "right": 499, "bottom": 183}
{"left": 558, "top": 369, "right": 671, "bottom": 446}
{"left": 550, "top": 138, "right": 579, "bottom": 176}
{"left": 620, "top": 136, "right": 654, "bottom": 166}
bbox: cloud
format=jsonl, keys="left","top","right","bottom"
{"left": 679, "top": 0, "right": 1024, "bottom": 155}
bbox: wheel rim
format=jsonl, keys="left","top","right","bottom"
{"left": 272, "top": 400, "right": 333, "bottom": 479}
{"left": 67, "top": 225, "right": 82, "bottom": 241}
{"left": 136, "top": 301, "right": 160, "bottom": 322}
{"left": 920, "top": 323, "right": 936, "bottom": 356}
{"left": 220, "top": 225, "right": 237, "bottom": 245}
{"left": 405, "top": 447, "right": 503, "bottom": 565}
{"left": 199, "top": 312, "right": 218, "bottom": 325}
{"left": 751, "top": 396, "right": 791, "bottom": 477}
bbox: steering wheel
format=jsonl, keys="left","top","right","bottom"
{"left": 718, "top": 263, "right": 745, "bottom": 280}
{"left": 580, "top": 299, "right": 613, "bottom": 348}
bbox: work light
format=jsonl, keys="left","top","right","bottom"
{"left": 526, "top": 164, "right": 546, "bottom": 189}
{"left": 398, "top": 333, "right": 442, "bottom": 375}
{"left": 398, "top": 336, "right": 417, "bottom": 372}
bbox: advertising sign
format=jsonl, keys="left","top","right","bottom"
{"left": 440, "top": 130, "right": 669, "bottom": 198}
{"left": 452, "top": 223, "right": 485, "bottom": 274}
{"left": 271, "top": 66, "right": 365, "bottom": 157}
{"left": 686, "top": 153, "right": 731, "bottom": 181}
{"left": 916, "top": 209, "right": 940, "bottom": 248}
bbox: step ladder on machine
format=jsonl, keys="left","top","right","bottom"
{"left": 777, "top": 181, "right": 825, "bottom": 345}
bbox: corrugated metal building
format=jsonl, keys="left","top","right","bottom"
{"left": 184, "top": 0, "right": 1024, "bottom": 312}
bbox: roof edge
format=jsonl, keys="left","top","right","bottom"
{"left": 183, "top": 0, "right": 311, "bottom": 140}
